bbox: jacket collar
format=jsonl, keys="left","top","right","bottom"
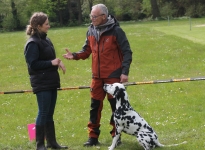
{"left": 34, "top": 32, "right": 47, "bottom": 40}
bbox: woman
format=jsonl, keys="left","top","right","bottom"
{"left": 24, "top": 12, "right": 68, "bottom": 150}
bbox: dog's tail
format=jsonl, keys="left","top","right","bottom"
{"left": 156, "top": 141, "right": 187, "bottom": 147}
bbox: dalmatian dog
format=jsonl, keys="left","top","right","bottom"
{"left": 103, "top": 83, "right": 187, "bottom": 150}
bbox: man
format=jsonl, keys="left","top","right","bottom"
{"left": 63, "top": 3, "right": 132, "bottom": 147}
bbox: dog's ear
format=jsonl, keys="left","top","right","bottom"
{"left": 113, "top": 86, "right": 119, "bottom": 97}
{"left": 114, "top": 87, "right": 124, "bottom": 98}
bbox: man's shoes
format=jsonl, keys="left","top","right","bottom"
{"left": 83, "top": 137, "right": 100, "bottom": 146}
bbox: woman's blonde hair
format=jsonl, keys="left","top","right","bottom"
{"left": 26, "top": 12, "right": 48, "bottom": 36}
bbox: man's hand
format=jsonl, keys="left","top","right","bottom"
{"left": 63, "top": 48, "right": 74, "bottom": 60}
{"left": 120, "top": 74, "right": 128, "bottom": 83}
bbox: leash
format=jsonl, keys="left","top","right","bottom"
{"left": 0, "top": 76, "right": 205, "bottom": 94}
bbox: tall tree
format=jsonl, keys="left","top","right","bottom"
{"left": 76, "top": 0, "right": 83, "bottom": 25}
{"left": 57, "top": 0, "right": 63, "bottom": 25}
{"left": 11, "top": 0, "right": 20, "bottom": 29}
{"left": 88, "top": 0, "right": 94, "bottom": 12}
{"left": 67, "top": 0, "right": 73, "bottom": 23}
{"left": 150, "top": 0, "right": 160, "bottom": 19}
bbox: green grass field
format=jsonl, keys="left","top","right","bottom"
{"left": 0, "top": 18, "right": 205, "bottom": 150}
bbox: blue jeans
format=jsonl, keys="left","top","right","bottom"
{"left": 35, "top": 89, "right": 57, "bottom": 125}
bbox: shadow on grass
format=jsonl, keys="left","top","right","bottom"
{"left": 101, "top": 137, "right": 144, "bottom": 150}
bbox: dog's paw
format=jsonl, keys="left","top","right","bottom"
{"left": 108, "top": 146, "right": 114, "bottom": 150}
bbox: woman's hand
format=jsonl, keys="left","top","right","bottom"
{"left": 58, "top": 61, "right": 66, "bottom": 74}
{"left": 51, "top": 58, "right": 66, "bottom": 74}
{"left": 51, "top": 58, "right": 61, "bottom": 66}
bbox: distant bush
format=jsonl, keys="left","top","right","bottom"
{"left": 185, "top": 3, "right": 205, "bottom": 17}
{"left": 1, "top": 13, "right": 28, "bottom": 31}
{"left": 160, "top": 2, "right": 177, "bottom": 19}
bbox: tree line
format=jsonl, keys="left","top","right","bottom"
{"left": 0, "top": 0, "right": 205, "bottom": 31}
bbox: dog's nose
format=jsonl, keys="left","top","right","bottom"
{"left": 103, "top": 84, "right": 108, "bottom": 90}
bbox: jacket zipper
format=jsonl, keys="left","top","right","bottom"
{"left": 97, "top": 40, "right": 100, "bottom": 78}
{"left": 98, "top": 38, "right": 106, "bottom": 78}
{"left": 102, "top": 38, "right": 106, "bottom": 52}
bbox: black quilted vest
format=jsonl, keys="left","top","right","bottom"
{"left": 24, "top": 33, "right": 60, "bottom": 93}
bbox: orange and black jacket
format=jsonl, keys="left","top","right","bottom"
{"left": 73, "top": 15, "right": 132, "bottom": 79}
